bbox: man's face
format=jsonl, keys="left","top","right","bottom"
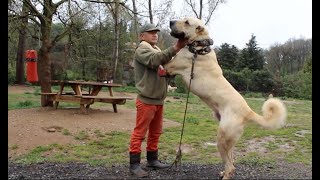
{"left": 140, "top": 30, "right": 159, "bottom": 45}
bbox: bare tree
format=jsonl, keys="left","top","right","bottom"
{"left": 183, "top": 0, "right": 226, "bottom": 25}
{"left": 134, "top": 0, "right": 174, "bottom": 27}
{"left": 265, "top": 38, "right": 312, "bottom": 76}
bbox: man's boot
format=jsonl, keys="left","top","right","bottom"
{"left": 146, "top": 150, "right": 170, "bottom": 169}
{"left": 129, "top": 153, "right": 148, "bottom": 178}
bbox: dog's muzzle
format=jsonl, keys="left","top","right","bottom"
{"left": 169, "top": 20, "right": 186, "bottom": 39}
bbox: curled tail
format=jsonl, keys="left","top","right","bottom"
{"left": 248, "top": 98, "right": 287, "bottom": 129}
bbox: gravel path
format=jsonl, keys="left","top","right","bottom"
{"left": 8, "top": 161, "right": 312, "bottom": 179}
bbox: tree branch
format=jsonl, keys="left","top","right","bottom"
{"left": 25, "top": 0, "right": 45, "bottom": 22}
{"left": 52, "top": 27, "right": 71, "bottom": 46}
{"left": 185, "top": 0, "right": 199, "bottom": 19}
{"left": 205, "top": 0, "right": 222, "bottom": 25}
{"left": 53, "top": 0, "right": 69, "bottom": 8}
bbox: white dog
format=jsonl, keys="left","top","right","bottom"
{"left": 168, "top": 85, "right": 177, "bottom": 92}
{"left": 164, "top": 17, "right": 287, "bottom": 179}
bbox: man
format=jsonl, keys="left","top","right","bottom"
{"left": 129, "top": 23, "right": 188, "bottom": 177}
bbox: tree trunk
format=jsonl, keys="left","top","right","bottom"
{"left": 132, "top": 0, "right": 139, "bottom": 45}
{"left": 38, "top": 25, "right": 53, "bottom": 107}
{"left": 112, "top": 0, "right": 120, "bottom": 81}
{"left": 15, "top": 0, "right": 28, "bottom": 84}
{"left": 148, "top": 0, "right": 153, "bottom": 24}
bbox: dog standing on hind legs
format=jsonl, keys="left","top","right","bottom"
{"left": 164, "top": 17, "right": 287, "bottom": 179}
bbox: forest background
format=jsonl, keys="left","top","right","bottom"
{"left": 8, "top": 0, "right": 312, "bottom": 104}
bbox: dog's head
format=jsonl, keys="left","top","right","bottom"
{"left": 169, "top": 17, "right": 209, "bottom": 41}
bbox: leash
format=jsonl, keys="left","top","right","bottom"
{"left": 169, "top": 52, "right": 197, "bottom": 171}
{"left": 168, "top": 39, "right": 213, "bottom": 171}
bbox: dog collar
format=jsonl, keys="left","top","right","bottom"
{"left": 187, "top": 39, "right": 214, "bottom": 55}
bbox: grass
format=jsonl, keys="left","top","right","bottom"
{"left": 8, "top": 93, "right": 41, "bottom": 110}
{"left": 74, "top": 130, "right": 90, "bottom": 140}
{"left": 62, "top": 129, "right": 71, "bottom": 136}
{"left": 9, "top": 85, "right": 312, "bottom": 167}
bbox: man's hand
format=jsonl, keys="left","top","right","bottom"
{"left": 173, "top": 38, "right": 189, "bottom": 53}
{"left": 158, "top": 65, "right": 176, "bottom": 78}
{"left": 158, "top": 65, "right": 167, "bottom": 77}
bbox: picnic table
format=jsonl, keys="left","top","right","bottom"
{"left": 40, "top": 80, "right": 133, "bottom": 114}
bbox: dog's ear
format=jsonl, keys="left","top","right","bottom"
{"left": 196, "top": 25, "right": 205, "bottom": 33}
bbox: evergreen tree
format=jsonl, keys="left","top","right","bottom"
{"left": 236, "top": 34, "right": 265, "bottom": 71}
{"left": 216, "top": 43, "right": 239, "bottom": 70}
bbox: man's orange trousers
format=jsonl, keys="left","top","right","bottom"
{"left": 129, "top": 99, "right": 163, "bottom": 154}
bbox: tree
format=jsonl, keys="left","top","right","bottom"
{"left": 14, "top": 0, "right": 29, "bottom": 84}
{"left": 236, "top": 34, "right": 264, "bottom": 71}
{"left": 303, "top": 54, "right": 312, "bottom": 73}
{"left": 24, "top": 0, "right": 70, "bottom": 106}
{"left": 84, "top": 0, "right": 134, "bottom": 82}
{"left": 183, "top": 0, "right": 226, "bottom": 25}
{"left": 265, "top": 38, "right": 312, "bottom": 76}
{"left": 104, "top": 0, "right": 122, "bottom": 81}
{"left": 279, "top": 38, "right": 312, "bottom": 74}
{"left": 131, "top": 0, "right": 139, "bottom": 45}
{"left": 216, "top": 43, "right": 239, "bottom": 70}
{"left": 148, "top": 0, "right": 153, "bottom": 24}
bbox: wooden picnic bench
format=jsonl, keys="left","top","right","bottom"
{"left": 39, "top": 80, "right": 134, "bottom": 114}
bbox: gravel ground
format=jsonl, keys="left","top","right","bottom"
{"left": 8, "top": 161, "right": 312, "bottom": 179}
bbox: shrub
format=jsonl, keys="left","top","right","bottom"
{"left": 282, "top": 71, "right": 312, "bottom": 100}
{"left": 174, "top": 75, "right": 187, "bottom": 93}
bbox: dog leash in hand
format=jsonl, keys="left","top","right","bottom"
{"left": 169, "top": 52, "right": 197, "bottom": 171}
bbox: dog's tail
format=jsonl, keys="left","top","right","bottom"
{"left": 248, "top": 98, "right": 287, "bottom": 129}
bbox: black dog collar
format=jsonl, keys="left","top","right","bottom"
{"left": 187, "top": 39, "right": 214, "bottom": 55}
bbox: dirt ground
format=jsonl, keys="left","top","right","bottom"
{"left": 8, "top": 85, "right": 181, "bottom": 158}
{"left": 8, "top": 85, "right": 312, "bottom": 179}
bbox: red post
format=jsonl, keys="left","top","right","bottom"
{"left": 25, "top": 50, "right": 38, "bottom": 83}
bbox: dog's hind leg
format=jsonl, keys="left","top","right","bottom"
{"left": 217, "top": 123, "right": 244, "bottom": 179}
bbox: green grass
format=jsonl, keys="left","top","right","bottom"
{"left": 74, "top": 130, "right": 90, "bottom": 140}
{"left": 62, "top": 129, "right": 71, "bottom": 136}
{"left": 8, "top": 93, "right": 41, "bottom": 110}
{"left": 9, "top": 85, "right": 312, "bottom": 167}
{"left": 10, "top": 144, "right": 19, "bottom": 150}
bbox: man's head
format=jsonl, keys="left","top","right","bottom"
{"left": 139, "top": 23, "right": 160, "bottom": 46}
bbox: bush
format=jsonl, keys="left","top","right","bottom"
{"left": 223, "top": 69, "right": 246, "bottom": 91}
{"left": 223, "top": 69, "right": 275, "bottom": 93}
{"left": 18, "top": 100, "right": 33, "bottom": 108}
{"left": 282, "top": 71, "right": 312, "bottom": 100}
{"left": 173, "top": 75, "right": 187, "bottom": 93}
{"left": 250, "top": 70, "right": 275, "bottom": 93}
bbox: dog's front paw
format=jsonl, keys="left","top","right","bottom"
{"left": 219, "top": 171, "right": 225, "bottom": 178}
{"left": 220, "top": 169, "right": 235, "bottom": 179}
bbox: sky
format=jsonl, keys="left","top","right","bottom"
{"left": 172, "top": 0, "right": 312, "bottom": 49}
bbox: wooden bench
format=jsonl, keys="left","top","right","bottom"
{"left": 39, "top": 92, "right": 77, "bottom": 101}
{"left": 39, "top": 92, "right": 76, "bottom": 96}
{"left": 39, "top": 92, "right": 58, "bottom": 101}
{"left": 39, "top": 91, "right": 133, "bottom": 113}
{"left": 74, "top": 95, "right": 134, "bottom": 113}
